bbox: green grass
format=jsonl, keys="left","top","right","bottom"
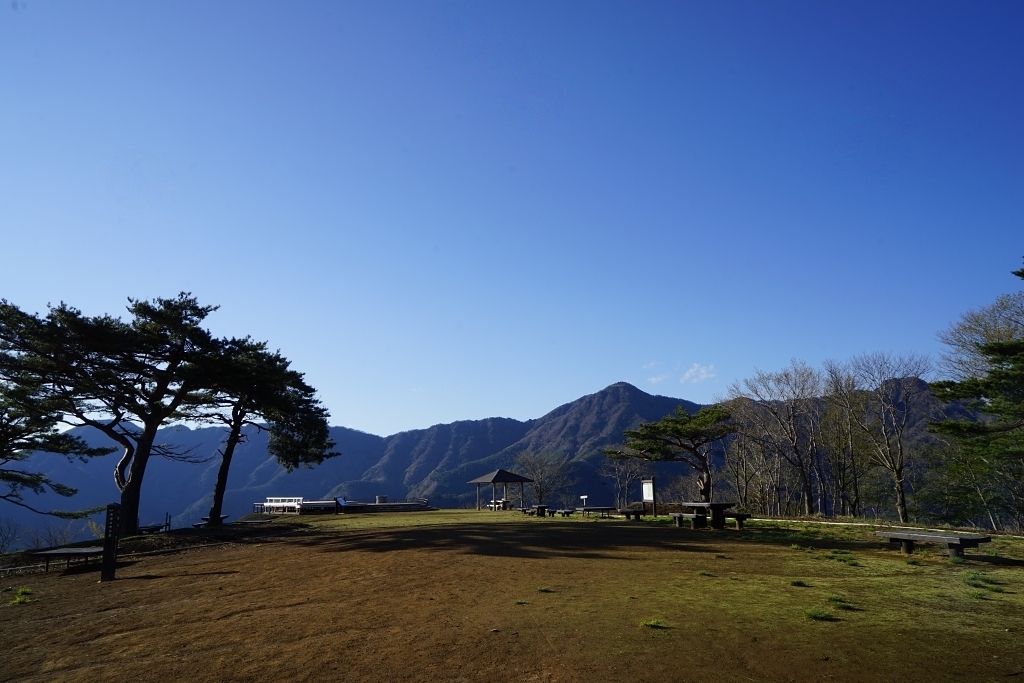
{"left": 8, "top": 587, "right": 35, "bottom": 606}
{"left": 827, "top": 594, "right": 857, "bottom": 611}
{"left": 963, "top": 571, "right": 1007, "bottom": 593}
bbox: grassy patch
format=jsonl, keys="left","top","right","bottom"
{"left": 790, "top": 580, "right": 811, "bottom": 587}
{"left": 964, "top": 571, "right": 1007, "bottom": 593}
{"left": 698, "top": 570, "right": 715, "bottom": 577}
{"left": 827, "top": 594, "right": 857, "bottom": 611}
{"left": 8, "top": 587, "right": 36, "bottom": 606}
{"left": 804, "top": 607, "right": 838, "bottom": 621}
{"left": 714, "top": 553, "right": 727, "bottom": 559}
{"left": 640, "top": 619, "right": 669, "bottom": 629}
{"left": 514, "top": 600, "right": 528, "bottom": 605}
{"left": 538, "top": 586, "right": 554, "bottom": 593}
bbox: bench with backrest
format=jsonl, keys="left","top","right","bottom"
{"left": 723, "top": 512, "right": 752, "bottom": 530}
{"left": 875, "top": 530, "right": 991, "bottom": 558}
{"left": 619, "top": 509, "right": 643, "bottom": 521}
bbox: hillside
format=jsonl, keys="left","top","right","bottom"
{"left": 7, "top": 382, "right": 698, "bottom": 537}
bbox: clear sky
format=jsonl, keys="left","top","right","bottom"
{"left": 2, "top": 2, "right": 1022, "bottom": 436}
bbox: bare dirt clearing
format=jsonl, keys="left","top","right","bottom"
{"left": 3, "top": 512, "right": 1023, "bottom": 682}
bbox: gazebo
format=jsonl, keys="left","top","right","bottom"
{"left": 468, "top": 469, "right": 533, "bottom": 510}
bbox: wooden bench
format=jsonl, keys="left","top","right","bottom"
{"left": 619, "top": 509, "right": 643, "bottom": 521}
{"left": 875, "top": 530, "right": 991, "bottom": 558}
{"left": 670, "top": 512, "right": 703, "bottom": 529}
{"left": 723, "top": 512, "right": 752, "bottom": 530}
{"left": 29, "top": 547, "right": 105, "bottom": 572}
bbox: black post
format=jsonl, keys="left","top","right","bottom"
{"left": 100, "top": 503, "right": 121, "bottom": 582}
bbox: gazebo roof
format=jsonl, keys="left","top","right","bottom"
{"left": 467, "top": 469, "right": 533, "bottom": 484}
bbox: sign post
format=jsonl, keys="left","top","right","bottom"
{"left": 641, "top": 477, "right": 657, "bottom": 517}
{"left": 100, "top": 503, "right": 121, "bottom": 582}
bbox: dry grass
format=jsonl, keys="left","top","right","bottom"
{"left": 1, "top": 511, "right": 1023, "bottom": 682}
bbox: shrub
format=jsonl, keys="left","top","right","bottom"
{"left": 790, "top": 580, "right": 810, "bottom": 587}
{"left": 538, "top": 587, "right": 554, "bottom": 593}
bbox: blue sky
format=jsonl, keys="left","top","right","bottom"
{"left": 2, "top": 1, "right": 1022, "bottom": 436}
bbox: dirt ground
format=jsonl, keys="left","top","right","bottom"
{"left": 2, "top": 512, "right": 1023, "bottom": 683}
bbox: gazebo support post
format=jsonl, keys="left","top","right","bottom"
{"left": 491, "top": 483, "right": 496, "bottom": 511}
{"left": 476, "top": 483, "right": 481, "bottom": 511}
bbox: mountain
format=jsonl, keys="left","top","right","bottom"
{"left": 6, "top": 383, "right": 699, "bottom": 540}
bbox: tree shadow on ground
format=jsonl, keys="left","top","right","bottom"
{"left": 289, "top": 521, "right": 714, "bottom": 560}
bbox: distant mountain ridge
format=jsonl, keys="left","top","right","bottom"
{"left": 10, "top": 383, "right": 699, "bottom": 536}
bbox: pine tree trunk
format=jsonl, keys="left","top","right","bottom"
{"left": 207, "top": 421, "right": 244, "bottom": 526}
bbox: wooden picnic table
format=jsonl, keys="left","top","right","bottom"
{"left": 679, "top": 502, "right": 735, "bottom": 530}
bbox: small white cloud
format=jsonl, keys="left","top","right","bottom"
{"left": 642, "top": 361, "right": 659, "bottom": 370}
{"left": 647, "top": 373, "right": 670, "bottom": 384}
{"left": 680, "top": 363, "right": 715, "bottom": 384}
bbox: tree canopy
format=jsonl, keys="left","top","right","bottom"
{"left": 930, "top": 260, "right": 1024, "bottom": 528}
{"left": 193, "top": 337, "right": 337, "bottom": 525}
{"left": 0, "top": 377, "right": 113, "bottom": 516}
{"left": 0, "top": 293, "right": 336, "bottom": 534}
{"left": 605, "top": 405, "right": 735, "bottom": 503}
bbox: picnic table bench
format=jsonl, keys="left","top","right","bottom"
{"left": 554, "top": 509, "right": 576, "bottom": 517}
{"left": 619, "top": 509, "right": 643, "bottom": 521}
{"left": 28, "top": 547, "right": 105, "bottom": 572}
{"left": 670, "top": 512, "right": 701, "bottom": 528}
{"left": 580, "top": 506, "right": 616, "bottom": 518}
{"left": 723, "top": 512, "right": 752, "bottom": 530}
{"left": 875, "top": 530, "right": 991, "bottom": 558}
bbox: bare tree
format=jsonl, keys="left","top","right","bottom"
{"left": 824, "top": 352, "right": 932, "bottom": 523}
{"left": 938, "top": 292, "right": 1024, "bottom": 381}
{"left": 599, "top": 457, "right": 651, "bottom": 508}
{"left": 513, "top": 451, "right": 576, "bottom": 506}
{"left": 818, "top": 401, "right": 872, "bottom": 517}
{"left": 26, "top": 521, "right": 77, "bottom": 549}
{"left": 0, "top": 517, "right": 21, "bottom": 553}
{"left": 727, "top": 360, "right": 823, "bottom": 515}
